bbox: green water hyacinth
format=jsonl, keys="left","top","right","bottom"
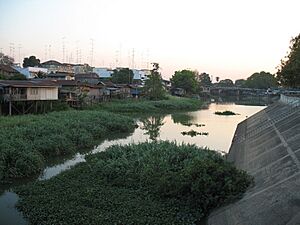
{"left": 0, "top": 110, "right": 135, "bottom": 180}
{"left": 15, "top": 141, "right": 253, "bottom": 225}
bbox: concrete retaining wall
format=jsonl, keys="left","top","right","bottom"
{"left": 208, "top": 97, "right": 300, "bottom": 225}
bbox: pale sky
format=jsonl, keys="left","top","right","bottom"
{"left": 0, "top": 0, "right": 299, "bottom": 80}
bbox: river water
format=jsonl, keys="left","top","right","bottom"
{"left": 0, "top": 103, "right": 265, "bottom": 225}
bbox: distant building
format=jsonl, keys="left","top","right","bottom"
{"left": 75, "top": 73, "right": 100, "bottom": 84}
{"left": 40, "top": 60, "right": 62, "bottom": 73}
{"left": 41, "top": 60, "right": 90, "bottom": 74}
{"left": 93, "top": 68, "right": 113, "bottom": 79}
{"left": 47, "top": 72, "right": 75, "bottom": 80}
{"left": 132, "top": 69, "right": 151, "bottom": 85}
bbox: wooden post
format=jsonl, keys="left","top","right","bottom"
{"left": 8, "top": 87, "right": 12, "bottom": 116}
{"left": 9, "top": 101, "right": 12, "bottom": 116}
{"left": 50, "top": 101, "right": 53, "bottom": 111}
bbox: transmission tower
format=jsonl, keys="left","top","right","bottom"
{"left": 18, "top": 44, "right": 22, "bottom": 64}
{"left": 90, "top": 38, "right": 94, "bottom": 66}
{"left": 62, "top": 37, "right": 66, "bottom": 62}
{"left": 48, "top": 44, "right": 52, "bottom": 59}
{"left": 9, "top": 43, "right": 15, "bottom": 59}
{"left": 131, "top": 48, "right": 135, "bottom": 69}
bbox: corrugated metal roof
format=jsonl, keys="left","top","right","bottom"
{"left": 0, "top": 64, "right": 19, "bottom": 73}
{"left": 93, "top": 68, "right": 113, "bottom": 78}
{"left": 0, "top": 80, "right": 59, "bottom": 87}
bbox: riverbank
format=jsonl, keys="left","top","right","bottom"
{"left": 15, "top": 141, "right": 252, "bottom": 225}
{"left": 89, "top": 96, "right": 204, "bottom": 113}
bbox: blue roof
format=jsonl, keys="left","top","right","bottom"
{"left": 93, "top": 68, "right": 113, "bottom": 78}
{"left": 12, "top": 66, "right": 32, "bottom": 79}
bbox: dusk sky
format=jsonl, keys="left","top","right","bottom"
{"left": 0, "top": 0, "right": 299, "bottom": 81}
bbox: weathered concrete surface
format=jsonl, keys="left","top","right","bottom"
{"left": 208, "top": 96, "right": 300, "bottom": 225}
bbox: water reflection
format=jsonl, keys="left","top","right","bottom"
{"left": 140, "top": 115, "right": 165, "bottom": 141}
{"left": 171, "top": 113, "right": 195, "bottom": 125}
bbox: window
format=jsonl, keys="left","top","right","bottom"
{"left": 30, "top": 88, "right": 38, "bottom": 95}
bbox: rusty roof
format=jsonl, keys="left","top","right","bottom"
{"left": 0, "top": 64, "right": 19, "bottom": 73}
{"left": 0, "top": 80, "right": 59, "bottom": 87}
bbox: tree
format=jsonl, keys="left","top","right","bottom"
{"left": 143, "top": 63, "right": 165, "bottom": 100}
{"left": 276, "top": 33, "right": 300, "bottom": 87}
{"left": 171, "top": 69, "right": 198, "bottom": 94}
{"left": 198, "top": 72, "right": 212, "bottom": 86}
{"left": 217, "top": 79, "right": 234, "bottom": 87}
{"left": 23, "top": 56, "right": 40, "bottom": 68}
{"left": 0, "top": 53, "right": 14, "bottom": 65}
{"left": 235, "top": 79, "right": 246, "bottom": 87}
{"left": 244, "top": 71, "right": 277, "bottom": 89}
{"left": 111, "top": 68, "right": 133, "bottom": 84}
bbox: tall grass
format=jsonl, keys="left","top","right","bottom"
{"left": 15, "top": 141, "right": 253, "bottom": 225}
{"left": 0, "top": 110, "right": 135, "bottom": 180}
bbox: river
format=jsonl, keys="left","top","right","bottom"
{"left": 0, "top": 103, "right": 265, "bottom": 225}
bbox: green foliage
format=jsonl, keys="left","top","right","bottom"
{"left": 111, "top": 68, "right": 133, "bottom": 84}
{"left": 0, "top": 53, "right": 14, "bottom": 65}
{"left": 0, "top": 110, "right": 135, "bottom": 180}
{"left": 91, "top": 96, "right": 203, "bottom": 113}
{"left": 198, "top": 72, "right": 212, "bottom": 86}
{"left": 171, "top": 70, "right": 198, "bottom": 94}
{"left": 215, "top": 110, "right": 237, "bottom": 115}
{"left": 22, "top": 55, "right": 40, "bottom": 68}
{"left": 9, "top": 73, "right": 26, "bottom": 80}
{"left": 143, "top": 63, "right": 166, "bottom": 100}
{"left": 15, "top": 141, "right": 253, "bottom": 224}
{"left": 35, "top": 71, "right": 47, "bottom": 79}
{"left": 0, "top": 73, "right": 26, "bottom": 80}
{"left": 244, "top": 71, "right": 278, "bottom": 89}
{"left": 277, "top": 33, "right": 300, "bottom": 87}
{"left": 217, "top": 79, "right": 234, "bottom": 87}
{"left": 140, "top": 115, "right": 165, "bottom": 141}
{"left": 235, "top": 79, "right": 246, "bottom": 87}
{"left": 181, "top": 130, "right": 208, "bottom": 136}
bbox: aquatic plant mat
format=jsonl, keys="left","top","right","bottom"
{"left": 0, "top": 110, "right": 135, "bottom": 180}
{"left": 214, "top": 110, "right": 238, "bottom": 115}
{"left": 15, "top": 141, "right": 252, "bottom": 225}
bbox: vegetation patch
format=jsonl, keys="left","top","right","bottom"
{"left": 181, "top": 130, "right": 209, "bottom": 137}
{"left": 181, "top": 122, "right": 205, "bottom": 127}
{"left": 90, "top": 96, "right": 203, "bottom": 113}
{"left": 215, "top": 110, "right": 238, "bottom": 116}
{"left": 0, "top": 110, "right": 135, "bottom": 180}
{"left": 15, "top": 141, "right": 253, "bottom": 225}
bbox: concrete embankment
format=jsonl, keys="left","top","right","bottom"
{"left": 208, "top": 95, "right": 300, "bottom": 225}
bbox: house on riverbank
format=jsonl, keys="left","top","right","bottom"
{"left": 0, "top": 80, "right": 59, "bottom": 115}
